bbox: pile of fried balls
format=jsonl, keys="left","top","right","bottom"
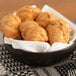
{"left": 0, "top": 5, "right": 71, "bottom": 45}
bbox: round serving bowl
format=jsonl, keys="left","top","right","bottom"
{"left": 5, "top": 40, "right": 76, "bottom": 66}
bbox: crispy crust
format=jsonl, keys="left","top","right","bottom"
{"left": 17, "top": 6, "right": 41, "bottom": 22}
{"left": 46, "top": 19, "right": 71, "bottom": 44}
{"left": 0, "top": 14, "right": 22, "bottom": 39}
{"left": 20, "top": 21, "right": 48, "bottom": 42}
{"left": 36, "top": 12, "right": 57, "bottom": 28}
{"left": 46, "top": 25, "right": 64, "bottom": 44}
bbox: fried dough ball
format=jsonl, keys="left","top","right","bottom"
{"left": 64, "top": 32, "right": 71, "bottom": 43}
{"left": 20, "top": 21, "right": 39, "bottom": 33}
{"left": 46, "top": 25, "right": 64, "bottom": 44}
{"left": 49, "top": 19, "right": 71, "bottom": 43}
{"left": 36, "top": 12, "right": 57, "bottom": 28}
{"left": 20, "top": 21, "right": 48, "bottom": 42}
{"left": 17, "top": 6, "right": 41, "bottom": 22}
{"left": 0, "top": 14, "right": 22, "bottom": 39}
{"left": 49, "top": 19, "right": 71, "bottom": 35}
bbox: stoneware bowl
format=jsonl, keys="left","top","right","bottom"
{"left": 5, "top": 39, "right": 76, "bottom": 66}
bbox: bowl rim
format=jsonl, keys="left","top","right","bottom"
{"left": 5, "top": 39, "right": 76, "bottom": 54}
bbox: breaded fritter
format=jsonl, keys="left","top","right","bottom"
{"left": 20, "top": 21, "right": 48, "bottom": 42}
{"left": 49, "top": 19, "right": 71, "bottom": 43}
{"left": 17, "top": 6, "right": 41, "bottom": 22}
{"left": 0, "top": 14, "right": 22, "bottom": 39}
{"left": 46, "top": 25, "right": 64, "bottom": 44}
{"left": 49, "top": 19, "right": 71, "bottom": 35}
{"left": 36, "top": 12, "right": 57, "bottom": 28}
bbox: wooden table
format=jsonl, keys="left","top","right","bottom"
{"left": 0, "top": 0, "right": 76, "bottom": 20}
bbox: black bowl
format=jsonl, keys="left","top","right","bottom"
{"left": 5, "top": 40, "right": 76, "bottom": 66}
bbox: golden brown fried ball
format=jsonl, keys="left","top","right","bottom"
{"left": 20, "top": 21, "right": 39, "bottom": 33}
{"left": 16, "top": 6, "right": 41, "bottom": 22}
{"left": 0, "top": 14, "right": 22, "bottom": 39}
{"left": 20, "top": 21, "right": 48, "bottom": 42}
{"left": 46, "top": 19, "right": 71, "bottom": 44}
{"left": 36, "top": 12, "right": 57, "bottom": 28}
{"left": 46, "top": 25, "right": 64, "bottom": 44}
{"left": 49, "top": 19, "right": 71, "bottom": 35}
{"left": 49, "top": 19, "right": 71, "bottom": 43}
